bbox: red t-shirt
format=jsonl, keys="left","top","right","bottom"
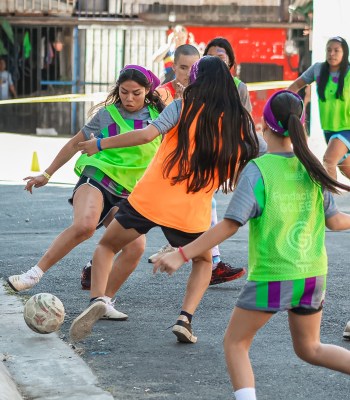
{"left": 156, "top": 81, "right": 176, "bottom": 106}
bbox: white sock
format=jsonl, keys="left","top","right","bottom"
{"left": 29, "top": 265, "right": 44, "bottom": 278}
{"left": 234, "top": 388, "right": 256, "bottom": 400}
{"left": 102, "top": 296, "right": 112, "bottom": 304}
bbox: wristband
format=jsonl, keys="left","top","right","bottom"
{"left": 178, "top": 246, "right": 189, "bottom": 263}
{"left": 96, "top": 138, "right": 103, "bottom": 151}
{"left": 42, "top": 171, "right": 51, "bottom": 180}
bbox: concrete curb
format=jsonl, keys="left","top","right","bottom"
{"left": 0, "top": 280, "right": 114, "bottom": 400}
{"left": 0, "top": 360, "right": 23, "bottom": 400}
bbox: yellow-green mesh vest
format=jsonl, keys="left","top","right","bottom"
{"left": 317, "top": 70, "right": 350, "bottom": 131}
{"left": 248, "top": 154, "right": 327, "bottom": 281}
{"left": 74, "top": 105, "right": 161, "bottom": 192}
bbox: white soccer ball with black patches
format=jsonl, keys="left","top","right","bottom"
{"left": 23, "top": 293, "right": 65, "bottom": 334}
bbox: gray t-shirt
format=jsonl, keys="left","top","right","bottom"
{"left": 300, "top": 62, "right": 349, "bottom": 84}
{"left": 82, "top": 104, "right": 152, "bottom": 139}
{"left": 151, "top": 99, "right": 267, "bottom": 155}
{"left": 150, "top": 99, "right": 182, "bottom": 135}
{"left": 237, "top": 81, "right": 252, "bottom": 113}
{"left": 80, "top": 104, "right": 156, "bottom": 198}
{"left": 224, "top": 152, "right": 338, "bottom": 226}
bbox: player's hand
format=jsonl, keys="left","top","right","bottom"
{"left": 78, "top": 133, "right": 99, "bottom": 156}
{"left": 23, "top": 174, "right": 49, "bottom": 194}
{"left": 175, "top": 82, "right": 186, "bottom": 99}
{"left": 152, "top": 250, "right": 185, "bottom": 276}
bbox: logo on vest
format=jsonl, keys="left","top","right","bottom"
{"left": 286, "top": 221, "right": 312, "bottom": 273}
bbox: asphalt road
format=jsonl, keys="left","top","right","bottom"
{"left": 1, "top": 184, "right": 350, "bottom": 399}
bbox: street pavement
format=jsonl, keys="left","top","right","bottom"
{"left": 0, "top": 132, "right": 350, "bottom": 399}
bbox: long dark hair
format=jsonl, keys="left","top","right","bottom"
{"left": 270, "top": 91, "right": 350, "bottom": 193}
{"left": 203, "top": 37, "right": 236, "bottom": 70}
{"left": 89, "top": 68, "right": 165, "bottom": 117}
{"left": 318, "top": 36, "right": 349, "bottom": 101}
{"left": 163, "top": 56, "right": 259, "bottom": 194}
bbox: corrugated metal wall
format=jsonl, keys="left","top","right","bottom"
{"left": 79, "top": 25, "right": 167, "bottom": 127}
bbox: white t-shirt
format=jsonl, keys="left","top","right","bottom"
{"left": 0, "top": 70, "right": 14, "bottom": 100}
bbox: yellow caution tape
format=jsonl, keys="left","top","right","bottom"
{"left": 0, "top": 81, "right": 294, "bottom": 105}
{"left": 247, "top": 80, "right": 293, "bottom": 91}
{"left": 0, "top": 92, "right": 107, "bottom": 105}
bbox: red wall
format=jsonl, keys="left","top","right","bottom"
{"left": 184, "top": 26, "right": 299, "bottom": 129}
{"left": 187, "top": 26, "right": 298, "bottom": 80}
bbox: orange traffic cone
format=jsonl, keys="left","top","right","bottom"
{"left": 31, "top": 151, "right": 40, "bottom": 172}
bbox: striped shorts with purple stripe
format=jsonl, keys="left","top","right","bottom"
{"left": 236, "top": 275, "right": 326, "bottom": 313}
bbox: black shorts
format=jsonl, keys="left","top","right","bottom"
{"left": 264, "top": 305, "right": 323, "bottom": 316}
{"left": 116, "top": 199, "right": 204, "bottom": 247}
{"left": 68, "top": 175, "right": 125, "bottom": 229}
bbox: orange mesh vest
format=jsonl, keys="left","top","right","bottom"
{"left": 128, "top": 112, "right": 222, "bottom": 233}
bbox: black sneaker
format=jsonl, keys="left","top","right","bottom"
{"left": 81, "top": 260, "right": 92, "bottom": 290}
{"left": 172, "top": 319, "right": 197, "bottom": 343}
{"left": 210, "top": 262, "right": 245, "bottom": 285}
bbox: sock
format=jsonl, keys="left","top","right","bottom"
{"left": 212, "top": 255, "right": 221, "bottom": 266}
{"left": 180, "top": 310, "right": 193, "bottom": 323}
{"left": 234, "top": 388, "right": 256, "bottom": 400}
{"left": 102, "top": 296, "right": 112, "bottom": 304}
{"left": 30, "top": 265, "right": 44, "bottom": 278}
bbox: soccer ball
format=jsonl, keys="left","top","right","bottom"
{"left": 23, "top": 293, "right": 65, "bottom": 334}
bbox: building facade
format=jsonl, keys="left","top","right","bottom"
{"left": 0, "top": 0, "right": 310, "bottom": 134}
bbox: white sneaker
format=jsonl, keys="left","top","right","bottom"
{"left": 148, "top": 243, "right": 177, "bottom": 263}
{"left": 343, "top": 321, "right": 350, "bottom": 340}
{"left": 101, "top": 301, "right": 128, "bottom": 321}
{"left": 70, "top": 298, "right": 107, "bottom": 342}
{"left": 7, "top": 272, "right": 41, "bottom": 292}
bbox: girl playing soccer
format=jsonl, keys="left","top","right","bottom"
{"left": 289, "top": 36, "right": 350, "bottom": 180}
{"left": 153, "top": 90, "right": 350, "bottom": 399}
{"left": 7, "top": 65, "right": 164, "bottom": 320}
{"left": 69, "top": 56, "right": 260, "bottom": 343}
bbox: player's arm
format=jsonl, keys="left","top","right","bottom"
{"left": 78, "top": 125, "right": 160, "bottom": 156}
{"left": 288, "top": 77, "right": 307, "bottom": 93}
{"left": 153, "top": 219, "right": 240, "bottom": 275}
{"left": 24, "top": 131, "right": 85, "bottom": 193}
{"left": 326, "top": 212, "right": 350, "bottom": 230}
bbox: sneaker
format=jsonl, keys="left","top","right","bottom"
{"left": 101, "top": 300, "right": 128, "bottom": 321}
{"left": 210, "top": 261, "right": 246, "bottom": 286}
{"left": 343, "top": 321, "right": 350, "bottom": 340}
{"left": 172, "top": 319, "right": 197, "bottom": 343}
{"left": 81, "top": 260, "right": 92, "bottom": 290}
{"left": 148, "top": 243, "right": 177, "bottom": 263}
{"left": 7, "top": 271, "right": 41, "bottom": 292}
{"left": 69, "top": 298, "right": 107, "bottom": 342}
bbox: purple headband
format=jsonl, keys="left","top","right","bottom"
{"left": 120, "top": 65, "right": 160, "bottom": 93}
{"left": 263, "top": 89, "right": 305, "bottom": 136}
{"left": 189, "top": 56, "right": 212, "bottom": 84}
